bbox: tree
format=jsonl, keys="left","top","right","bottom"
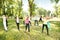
{"left": 57, "top": 5, "right": 60, "bottom": 17}
{"left": 47, "top": 10, "right": 51, "bottom": 17}
{"left": 0, "top": 0, "right": 23, "bottom": 17}
{"left": 0, "top": 0, "right": 3, "bottom": 15}
{"left": 38, "top": 8, "right": 47, "bottom": 17}
{"left": 17, "top": 0, "right": 23, "bottom": 16}
{"left": 50, "top": 0, "right": 59, "bottom": 3}
{"left": 28, "top": 0, "right": 36, "bottom": 17}
{"left": 8, "top": 0, "right": 23, "bottom": 17}
{"left": 50, "top": 0, "right": 60, "bottom": 17}
{"left": 1, "top": 0, "right": 14, "bottom": 15}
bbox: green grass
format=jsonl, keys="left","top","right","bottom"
{"left": 0, "top": 18, "right": 60, "bottom": 40}
{"left": 0, "top": 18, "right": 4, "bottom": 30}
{"left": 50, "top": 21, "right": 60, "bottom": 27}
{"left": 50, "top": 21, "right": 60, "bottom": 32}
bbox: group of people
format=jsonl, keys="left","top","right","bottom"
{"left": 3, "top": 15, "right": 51, "bottom": 35}
{"left": 34, "top": 16, "right": 50, "bottom": 35}
{"left": 3, "top": 15, "right": 31, "bottom": 32}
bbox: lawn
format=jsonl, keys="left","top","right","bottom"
{"left": 0, "top": 18, "right": 60, "bottom": 40}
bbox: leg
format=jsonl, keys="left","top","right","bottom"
{"left": 46, "top": 25, "right": 49, "bottom": 35}
{"left": 36, "top": 20, "right": 37, "bottom": 26}
{"left": 34, "top": 20, "right": 37, "bottom": 26}
{"left": 42, "top": 24, "right": 44, "bottom": 33}
{"left": 28, "top": 24, "right": 30, "bottom": 32}
{"left": 34, "top": 20, "right": 36, "bottom": 26}
{"left": 4, "top": 23, "right": 7, "bottom": 31}
{"left": 25, "top": 24, "right": 27, "bottom": 31}
{"left": 17, "top": 23, "right": 19, "bottom": 30}
{"left": 6, "top": 19, "right": 8, "bottom": 27}
{"left": 37, "top": 20, "right": 39, "bottom": 26}
{"left": 29, "top": 21, "right": 31, "bottom": 26}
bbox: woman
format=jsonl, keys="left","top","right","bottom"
{"left": 25, "top": 16, "right": 30, "bottom": 32}
{"left": 42, "top": 17, "right": 49, "bottom": 35}
{"left": 15, "top": 15, "right": 20, "bottom": 30}
{"left": 3, "top": 15, "right": 8, "bottom": 31}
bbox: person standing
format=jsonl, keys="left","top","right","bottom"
{"left": 25, "top": 16, "right": 30, "bottom": 32}
{"left": 42, "top": 17, "right": 49, "bottom": 35}
{"left": 39, "top": 16, "right": 42, "bottom": 22}
{"left": 3, "top": 15, "right": 8, "bottom": 31}
{"left": 34, "top": 16, "right": 39, "bottom": 26}
{"left": 15, "top": 15, "right": 20, "bottom": 30}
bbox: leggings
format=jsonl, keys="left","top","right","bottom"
{"left": 16, "top": 23, "right": 20, "bottom": 30}
{"left": 25, "top": 24, "right": 30, "bottom": 32}
{"left": 42, "top": 24, "right": 49, "bottom": 35}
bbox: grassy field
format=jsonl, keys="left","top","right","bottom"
{"left": 0, "top": 18, "right": 60, "bottom": 40}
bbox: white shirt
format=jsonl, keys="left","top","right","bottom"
{"left": 16, "top": 17, "right": 19, "bottom": 23}
{"left": 3, "top": 16, "right": 6, "bottom": 23}
{"left": 43, "top": 20, "right": 48, "bottom": 24}
{"left": 34, "top": 16, "right": 39, "bottom": 20}
{"left": 43, "top": 18, "right": 49, "bottom": 24}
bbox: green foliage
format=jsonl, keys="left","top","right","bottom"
{"left": 50, "top": 0, "right": 60, "bottom": 17}
{"left": 50, "top": 21, "right": 60, "bottom": 27}
{"left": 0, "top": 0, "right": 23, "bottom": 17}
{"left": 57, "top": 5, "right": 60, "bottom": 17}
{"left": 28, "top": 0, "right": 36, "bottom": 16}
{"left": 47, "top": 10, "right": 51, "bottom": 16}
{"left": 50, "top": 0, "right": 60, "bottom": 3}
{"left": 38, "top": 8, "right": 48, "bottom": 17}
{"left": 50, "top": 21, "right": 60, "bottom": 32}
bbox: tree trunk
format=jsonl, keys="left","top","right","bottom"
{"left": 28, "top": 0, "right": 34, "bottom": 17}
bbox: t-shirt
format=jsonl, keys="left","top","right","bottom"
{"left": 34, "top": 16, "right": 39, "bottom": 20}
{"left": 16, "top": 17, "right": 19, "bottom": 23}
{"left": 25, "top": 19, "right": 30, "bottom": 24}
{"left": 43, "top": 19, "right": 48, "bottom": 24}
{"left": 3, "top": 16, "right": 6, "bottom": 23}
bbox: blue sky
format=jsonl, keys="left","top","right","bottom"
{"left": 22, "top": 0, "right": 60, "bottom": 11}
